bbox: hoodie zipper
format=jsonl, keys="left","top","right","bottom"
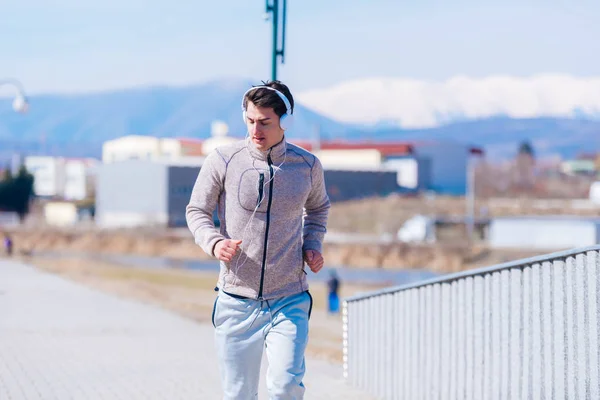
{"left": 257, "top": 173, "right": 265, "bottom": 206}
{"left": 258, "top": 154, "right": 274, "bottom": 300}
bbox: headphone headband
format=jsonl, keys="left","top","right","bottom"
{"left": 241, "top": 86, "right": 293, "bottom": 115}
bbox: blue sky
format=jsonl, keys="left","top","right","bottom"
{"left": 1, "top": 0, "right": 598, "bottom": 95}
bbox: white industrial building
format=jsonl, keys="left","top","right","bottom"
{"left": 590, "top": 181, "right": 600, "bottom": 205}
{"left": 44, "top": 201, "right": 94, "bottom": 227}
{"left": 95, "top": 158, "right": 205, "bottom": 228}
{"left": 24, "top": 156, "right": 98, "bottom": 200}
{"left": 489, "top": 216, "right": 600, "bottom": 250}
{"left": 292, "top": 139, "right": 481, "bottom": 194}
{"left": 64, "top": 159, "right": 99, "bottom": 200}
{"left": 24, "top": 156, "right": 65, "bottom": 198}
{"left": 102, "top": 121, "right": 238, "bottom": 164}
{"left": 102, "top": 136, "right": 202, "bottom": 163}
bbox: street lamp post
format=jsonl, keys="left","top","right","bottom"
{"left": 466, "top": 149, "right": 484, "bottom": 243}
{"left": 1, "top": 79, "right": 30, "bottom": 175}
{"left": 265, "top": 0, "right": 287, "bottom": 81}
{"left": 0, "top": 78, "right": 29, "bottom": 113}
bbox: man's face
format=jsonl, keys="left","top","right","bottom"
{"left": 245, "top": 101, "right": 285, "bottom": 151}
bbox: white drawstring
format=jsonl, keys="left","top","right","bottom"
{"left": 242, "top": 299, "right": 275, "bottom": 335}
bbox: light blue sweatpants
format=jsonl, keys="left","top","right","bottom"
{"left": 212, "top": 289, "right": 313, "bottom": 400}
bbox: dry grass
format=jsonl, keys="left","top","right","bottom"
{"left": 327, "top": 193, "right": 600, "bottom": 235}
{"left": 8, "top": 229, "right": 210, "bottom": 261}
{"left": 5, "top": 193, "right": 593, "bottom": 277}
{"left": 6, "top": 227, "right": 549, "bottom": 275}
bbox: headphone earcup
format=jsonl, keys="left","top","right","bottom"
{"left": 279, "top": 114, "right": 294, "bottom": 131}
{"left": 242, "top": 110, "right": 247, "bottom": 124}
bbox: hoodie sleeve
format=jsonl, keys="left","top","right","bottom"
{"left": 302, "top": 157, "right": 331, "bottom": 254}
{"left": 186, "top": 150, "right": 227, "bottom": 256}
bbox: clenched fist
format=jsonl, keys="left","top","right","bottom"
{"left": 214, "top": 239, "right": 243, "bottom": 262}
{"left": 303, "top": 249, "right": 324, "bottom": 273}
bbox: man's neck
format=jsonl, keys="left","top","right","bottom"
{"left": 246, "top": 136, "right": 287, "bottom": 162}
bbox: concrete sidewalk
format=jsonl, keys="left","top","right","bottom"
{"left": 0, "top": 259, "right": 372, "bottom": 399}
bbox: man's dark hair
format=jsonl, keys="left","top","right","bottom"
{"left": 243, "top": 80, "right": 294, "bottom": 118}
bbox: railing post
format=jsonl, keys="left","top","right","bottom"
{"left": 342, "top": 299, "right": 349, "bottom": 380}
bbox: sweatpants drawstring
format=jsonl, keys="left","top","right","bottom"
{"left": 265, "top": 299, "right": 274, "bottom": 325}
{"left": 244, "top": 299, "right": 275, "bottom": 335}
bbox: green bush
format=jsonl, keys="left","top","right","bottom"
{"left": 0, "top": 166, "right": 35, "bottom": 221}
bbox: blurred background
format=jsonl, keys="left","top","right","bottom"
{"left": 1, "top": 0, "right": 599, "bottom": 363}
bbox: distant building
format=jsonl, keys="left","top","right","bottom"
{"left": 101, "top": 133, "right": 481, "bottom": 195}
{"left": 102, "top": 136, "right": 204, "bottom": 163}
{"left": 489, "top": 216, "right": 600, "bottom": 250}
{"left": 101, "top": 123, "right": 242, "bottom": 163}
{"left": 95, "top": 158, "right": 204, "bottom": 228}
{"left": 292, "top": 141, "right": 426, "bottom": 192}
{"left": 24, "top": 156, "right": 98, "bottom": 200}
{"left": 574, "top": 152, "right": 599, "bottom": 169}
{"left": 24, "top": 156, "right": 65, "bottom": 198}
{"left": 64, "top": 159, "right": 99, "bottom": 201}
{"left": 323, "top": 169, "right": 401, "bottom": 202}
{"left": 413, "top": 141, "right": 483, "bottom": 195}
{"left": 590, "top": 181, "right": 600, "bottom": 205}
{"left": 201, "top": 121, "right": 240, "bottom": 155}
{"left": 397, "top": 215, "right": 436, "bottom": 244}
{"left": 561, "top": 159, "right": 597, "bottom": 176}
{"left": 291, "top": 139, "right": 482, "bottom": 195}
{"left": 44, "top": 201, "right": 95, "bottom": 227}
{"left": 0, "top": 211, "right": 20, "bottom": 227}
{"left": 95, "top": 157, "right": 399, "bottom": 228}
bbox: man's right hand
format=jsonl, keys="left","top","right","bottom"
{"left": 214, "top": 239, "right": 243, "bottom": 262}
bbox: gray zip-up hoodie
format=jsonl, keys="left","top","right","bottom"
{"left": 186, "top": 137, "right": 330, "bottom": 300}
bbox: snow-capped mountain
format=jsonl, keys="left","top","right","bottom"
{"left": 296, "top": 74, "right": 600, "bottom": 129}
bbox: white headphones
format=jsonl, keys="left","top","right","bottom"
{"left": 241, "top": 86, "right": 294, "bottom": 131}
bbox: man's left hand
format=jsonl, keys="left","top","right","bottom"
{"left": 303, "top": 250, "right": 324, "bottom": 273}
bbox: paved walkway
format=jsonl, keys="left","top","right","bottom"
{"left": 0, "top": 260, "right": 373, "bottom": 399}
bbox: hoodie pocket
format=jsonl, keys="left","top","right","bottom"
{"left": 306, "top": 291, "right": 313, "bottom": 320}
{"left": 211, "top": 295, "right": 219, "bottom": 328}
{"left": 238, "top": 168, "right": 269, "bottom": 213}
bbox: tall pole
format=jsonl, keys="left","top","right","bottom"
{"left": 265, "top": 0, "right": 287, "bottom": 81}
{"left": 271, "top": 0, "right": 278, "bottom": 81}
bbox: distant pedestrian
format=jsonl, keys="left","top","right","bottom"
{"left": 326, "top": 269, "right": 340, "bottom": 314}
{"left": 3, "top": 234, "right": 13, "bottom": 257}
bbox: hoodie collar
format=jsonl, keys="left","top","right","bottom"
{"left": 246, "top": 136, "right": 287, "bottom": 164}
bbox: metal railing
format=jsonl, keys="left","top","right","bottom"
{"left": 343, "top": 246, "right": 600, "bottom": 399}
